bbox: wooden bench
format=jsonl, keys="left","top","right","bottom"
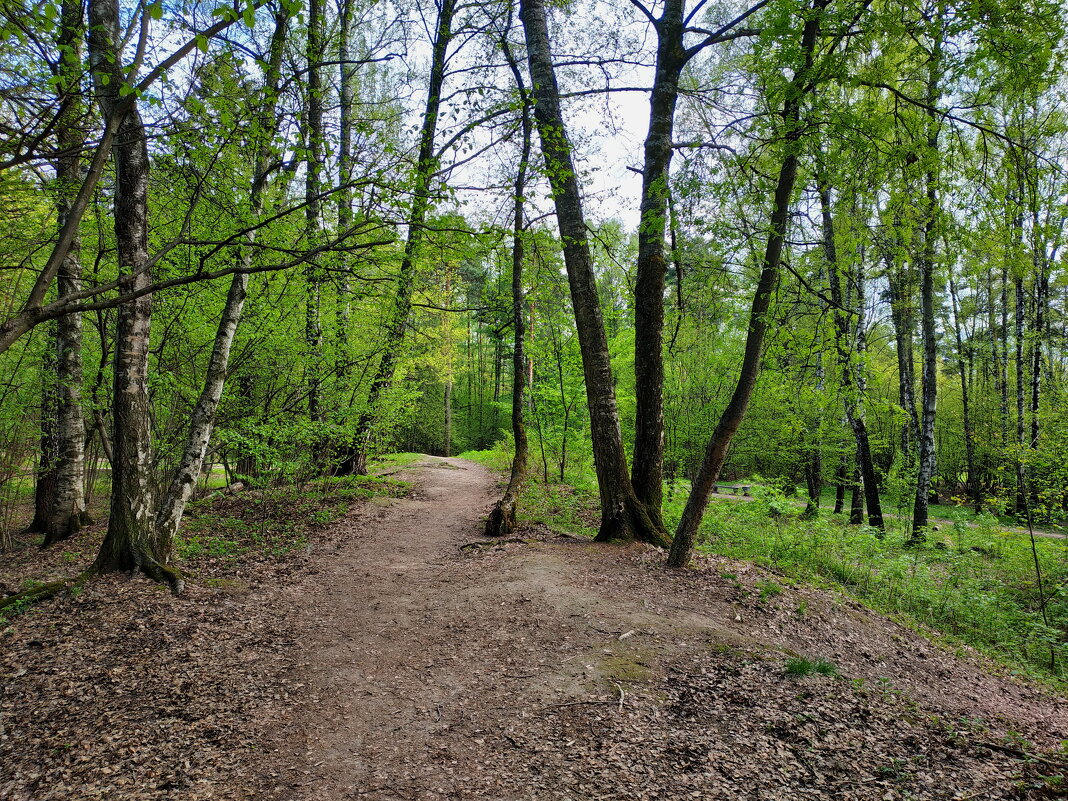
{"left": 715, "top": 484, "right": 750, "bottom": 496}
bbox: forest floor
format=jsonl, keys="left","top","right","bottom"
{"left": 2, "top": 456, "right": 1068, "bottom": 800}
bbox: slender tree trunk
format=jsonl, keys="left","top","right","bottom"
{"left": 631, "top": 0, "right": 687, "bottom": 530}
{"left": 88, "top": 0, "right": 180, "bottom": 591}
{"left": 305, "top": 0, "right": 325, "bottom": 422}
{"left": 1030, "top": 261, "right": 1048, "bottom": 450}
{"left": 885, "top": 253, "right": 919, "bottom": 463}
{"left": 834, "top": 454, "right": 847, "bottom": 514}
{"left": 804, "top": 349, "right": 824, "bottom": 516}
{"left": 336, "top": 0, "right": 355, "bottom": 361}
{"left": 345, "top": 0, "right": 456, "bottom": 475}
{"left": 667, "top": 0, "right": 826, "bottom": 568}
{"left": 485, "top": 32, "right": 532, "bottom": 538}
{"left": 153, "top": 7, "right": 290, "bottom": 557}
{"left": 42, "top": 0, "right": 91, "bottom": 544}
{"left": 520, "top": 0, "right": 668, "bottom": 546}
{"left": 849, "top": 464, "right": 864, "bottom": 525}
{"left": 910, "top": 46, "right": 942, "bottom": 543}
{"left": 948, "top": 274, "right": 979, "bottom": 511}
{"left": 819, "top": 164, "right": 883, "bottom": 530}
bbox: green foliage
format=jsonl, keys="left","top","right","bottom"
{"left": 678, "top": 493, "right": 1068, "bottom": 683}
{"left": 175, "top": 474, "right": 408, "bottom": 561}
{"left": 785, "top": 656, "right": 840, "bottom": 678}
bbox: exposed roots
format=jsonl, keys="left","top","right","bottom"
{"left": 0, "top": 571, "right": 92, "bottom": 613}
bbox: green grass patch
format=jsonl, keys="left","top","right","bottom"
{"left": 785, "top": 656, "right": 840, "bottom": 678}
{"left": 669, "top": 487, "right": 1068, "bottom": 685}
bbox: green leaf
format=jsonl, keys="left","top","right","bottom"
{"left": 195, "top": 34, "right": 209, "bottom": 53}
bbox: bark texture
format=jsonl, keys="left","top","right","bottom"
{"left": 630, "top": 0, "right": 687, "bottom": 530}
{"left": 88, "top": 0, "right": 180, "bottom": 592}
{"left": 42, "top": 0, "right": 90, "bottom": 544}
{"left": 520, "top": 0, "right": 668, "bottom": 546}
{"left": 486, "top": 29, "right": 532, "bottom": 538}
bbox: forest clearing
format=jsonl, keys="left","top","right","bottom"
{"left": 2, "top": 0, "right": 1068, "bottom": 796}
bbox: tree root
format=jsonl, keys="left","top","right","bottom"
{"left": 0, "top": 571, "right": 91, "bottom": 613}
{"left": 460, "top": 538, "right": 528, "bottom": 552}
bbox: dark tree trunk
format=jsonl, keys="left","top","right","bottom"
{"left": 486, "top": 28, "right": 532, "bottom": 538}
{"left": 520, "top": 0, "right": 668, "bottom": 547}
{"left": 849, "top": 465, "right": 864, "bottom": 525}
{"left": 42, "top": 0, "right": 91, "bottom": 544}
{"left": 305, "top": 0, "right": 325, "bottom": 422}
{"left": 336, "top": 0, "right": 355, "bottom": 358}
{"left": 834, "top": 454, "right": 847, "bottom": 514}
{"left": 344, "top": 0, "right": 456, "bottom": 476}
{"left": 819, "top": 163, "right": 883, "bottom": 531}
{"left": 667, "top": 0, "right": 826, "bottom": 568}
{"left": 88, "top": 0, "right": 180, "bottom": 591}
{"left": 631, "top": 0, "right": 687, "bottom": 530}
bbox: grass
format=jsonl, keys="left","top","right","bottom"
{"left": 461, "top": 445, "right": 1068, "bottom": 686}
{"left": 785, "top": 656, "right": 840, "bottom": 678}
{"left": 666, "top": 487, "right": 1068, "bottom": 685}
{"left": 176, "top": 473, "right": 410, "bottom": 561}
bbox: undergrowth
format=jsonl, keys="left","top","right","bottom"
{"left": 461, "top": 446, "right": 1068, "bottom": 685}
{"left": 176, "top": 473, "right": 410, "bottom": 561}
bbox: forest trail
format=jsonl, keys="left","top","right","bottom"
{"left": 3, "top": 456, "right": 1066, "bottom": 800}
{"left": 274, "top": 456, "right": 1068, "bottom": 800}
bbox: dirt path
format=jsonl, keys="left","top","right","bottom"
{"left": 3, "top": 456, "right": 1065, "bottom": 800}
{"left": 270, "top": 456, "right": 1068, "bottom": 800}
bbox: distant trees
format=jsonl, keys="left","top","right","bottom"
{"left": 0, "top": 0, "right": 1064, "bottom": 590}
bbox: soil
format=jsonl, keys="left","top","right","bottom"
{"left": 2, "top": 455, "right": 1066, "bottom": 800}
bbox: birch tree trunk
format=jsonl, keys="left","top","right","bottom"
{"left": 520, "top": 0, "right": 669, "bottom": 547}
{"left": 154, "top": 5, "right": 291, "bottom": 557}
{"left": 42, "top": 0, "right": 91, "bottom": 544}
{"left": 948, "top": 274, "right": 979, "bottom": 510}
{"left": 88, "top": 0, "right": 181, "bottom": 591}
{"left": 667, "top": 0, "right": 826, "bottom": 568}
{"left": 910, "top": 43, "right": 943, "bottom": 543}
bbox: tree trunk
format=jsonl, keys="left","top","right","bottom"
{"left": 885, "top": 251, "right": 919, "bottom": 464}
{"left": 153, "top": 6, "right": 290, "bottom": 558}
{"left": 336, "top": 0, "right": 355, "bottom": 361}
{"left": 819, "top": 163, "right": 883, "bottom": 531}
{"left": 88, "top": 0, "right": 180, "bottom": 592}
{"left": 667, "top": 0, "right": 825, "bottom": 568}
{"left": 948, "top": 274, "right": 979, "bottom": 511}
{"left": 305, "top": 0, "right": 325, "bottom": 422}
{"left": 520, "top": 0, "right": 668, "bottom": 547}
{"left": 30, "top": 324, "right": 59, "bottom": 534}
{"left": 910, "top": 47, "right": 942, "bottom": 544}
{"left": 344, "top": 0, "right": 456, "bottom": 476}
{"left": 485, "top": 45, "right": 531, "bottom": 537}
{"left": 42, "top": 0, "right": 90, "bottom": 544}
{"left": 631, "top": 0, "right": 687, "bottom": 530}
